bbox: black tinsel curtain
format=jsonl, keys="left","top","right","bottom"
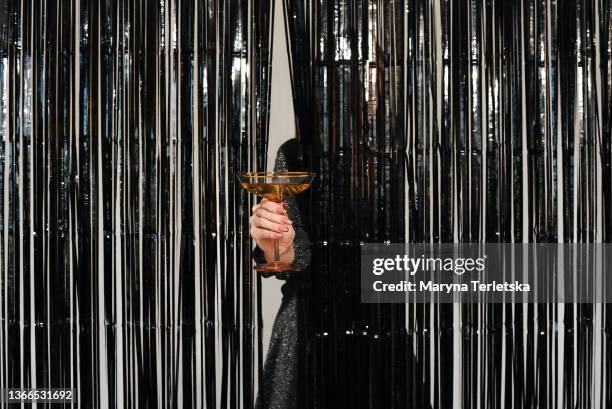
{"left": 284, "top": 0, "right": 611, "bottom": 408}
{"left": 0, "top": 0, "right": 273, "bottom": 407}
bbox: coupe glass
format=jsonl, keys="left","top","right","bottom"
{"left": 239, "top": 171, "right": 315, "bottom": 272}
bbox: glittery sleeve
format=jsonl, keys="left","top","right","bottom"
{"left": 252, "top": 143, "right": 312, "bottom": 279}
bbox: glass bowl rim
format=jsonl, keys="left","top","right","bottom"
{"left": 239, "top": 171, "right": 315, "bottom": 179}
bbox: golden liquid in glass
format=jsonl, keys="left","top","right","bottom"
{"left": 240, "top": 182, "right": 311, "bottom": 202}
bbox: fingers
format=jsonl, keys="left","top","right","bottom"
{"left": 250, "top": 198, "right": 294, "bottom": 243}
{"left": 250, "top": 223, "right": 294, "bottom": 240}
{"left": 250, "top": 226, "right": 283, "bottom": 240}
{"left": 250, "top": 213, "right": 291, "bottom": 233}
{"left": 251, "top": 199, "right": 292, "bottom": 231}
{"left": 254, "top": 206, "right": 292, "bottom": 226}
{"left": 252, "top": 198, "right": 286, "bottom": 215}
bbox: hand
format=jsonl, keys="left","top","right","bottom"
{"left": 249, "top": 198, "right": 295, "bottom": 261}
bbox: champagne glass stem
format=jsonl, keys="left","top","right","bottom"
{"left": 273, "top": 198, "right": 283, "bottom": 263}
{"left": 274, "top": 238, "right": 280, "bottom": 263}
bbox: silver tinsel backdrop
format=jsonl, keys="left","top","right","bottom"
{"left": 1, "top": 0, "right": 611, "bottom": 408}
{"left": 284, "top": 0, "right": 611, "bottom": 408}
{"left": 0, "top": 0, "right": 272, "bottom": 407}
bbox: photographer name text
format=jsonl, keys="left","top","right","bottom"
{"left": 372, "top": 280, "right": 531, "bottom": 293}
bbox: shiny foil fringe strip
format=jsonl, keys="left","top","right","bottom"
{"left": 284, "top": 0, "right": 611, "bottom": 408}
{"left": 0, "top": 0, "right": 272, "bottom": 407}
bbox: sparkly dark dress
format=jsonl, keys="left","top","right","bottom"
{"left": 253, "top": 139, "right": 311, "bottom": 409}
